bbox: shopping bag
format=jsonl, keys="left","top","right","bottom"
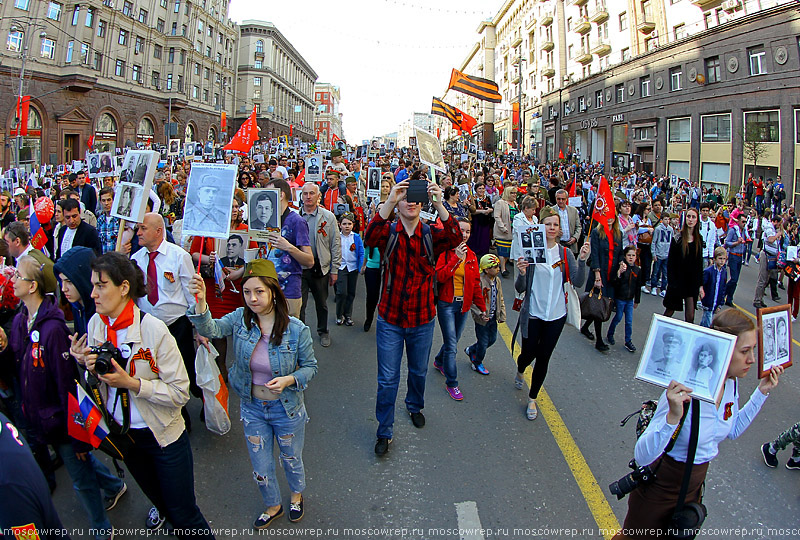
{"left": 195, "top": 343, "right": 231, "bottom": 436}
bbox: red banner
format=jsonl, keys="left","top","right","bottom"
{"left": 221, "top": 111, "right": 226, "bottom": 131}
{"left": 512, "top": 102, "right": 519, "bottom": 130}
{"left": 592, "top": 175, "right": 616, "bottom": 239}
{"left": 223, "top": 107, "right": 258, "bottom": 153}
{"left": 17, "top": 96, "right": 30, "bottom": 137}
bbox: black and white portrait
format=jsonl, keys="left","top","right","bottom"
{"left": 305, "top": 154, "right": 323, "bottom": 184}
{"left": 119, "top": 150, "right": 158, "bottom": 186}
{"left": 204, "top": 141, "right": 213, "bottom": 156}
{"left": 533, "top": 230, "right": 544, "bottom": 248}
{"left": 415, "top": 128, "right": 445, "bottom": 172}
{"left": 114, "top": 155, "right": 124, "bottom": 175}
{"left": 247, "top": 188, "right": 281, "bottom": 242}
{"left": 758, "top": 306, "right": 793, "bottom": 377}
{"left": 183, "top": 163, "right": 238, "bottom": 239}
{"left": 88, "top": 153, "right": 102, "bottom": 175}
{"left": 636, "top": 315, "right": 737, "bottom": 402}
{"left": 184, "top": 142, "right": 195, "bottom": 158}
{"left": 469, "top": 142, "right": 477, "bottom": 155}
{"left": 220, "top": 232, "right": 247, "bottom": 268}
{"left": 168, "top": 139, "right": 180, "bottom": 156}
{"left": 366, "top": 167, "right": 381, "bottom": 198}
{"left": 99, "top": 152, "right": 114, "bottom": 174}
{"left": 110, "top": 184, "right": 144, "bottom": 221}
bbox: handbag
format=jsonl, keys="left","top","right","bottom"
{"left": 580, "top": 287, "right": 614, "bottom": 322}
{"left": 561, "top": 247, "right": 581, "bottom": 328}
{"left": 639, "top": 231, "right": 653, "bottom": 244}
{"left": 668, "top": 399, "right": 707, "bottom": 539}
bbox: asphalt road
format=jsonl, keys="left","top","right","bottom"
{"left": 50, "top": 257, "right": 800, "bottom": 540}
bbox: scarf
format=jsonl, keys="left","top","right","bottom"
{"left": 99, "top": 298, "right": 135, "bottom": 347}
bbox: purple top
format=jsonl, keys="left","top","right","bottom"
{"left": 249, "top": 335, "right": 274, "bottom": 386}
{"left": 266, "top": 209, "right": 310, "bottom": 299}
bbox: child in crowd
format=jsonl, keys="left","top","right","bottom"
{"left": 465, "top": 254, "right": 505, "bottom": 375}
{"left": 606, "top": 245, "right": 641, "bottom": 353}
{"left": 670, "top": 213, "right": 680, "bottom": 235}
{"left": 762, "top": 422, "right": 800, "bottom": 470}
{"left": 335, "top": 212, "right": 364, "bottom": 326}
{"left": 700, "top": 247, "right": 728, "bottom": 327}
{"left": 649, "top": 214, "right": 673, "bottom": 297}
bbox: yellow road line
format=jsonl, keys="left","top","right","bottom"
{"left": 497, "top": 322, "right": 621, "bottom": 539}
{"left": 733, "top": 303, "right": 800, "bottom": 348}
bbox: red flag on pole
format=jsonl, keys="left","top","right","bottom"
{"left": 16, "top": 96, "right": 30, "bottom": 136}
{"left": 223, "top": 107, "right": 258, "bottom": 153}
{"left": 558, "top": 148, "right": 565, "bottom": 160}
{"left": 569, "top": 176, "right": 577, "bottom": 198}
{"left": 459, "top": 110, "right": 478, "bottom": 133}
{"left": 221, "top": 111, "right": 227, "bottom": 131}
{"left": 87, "top": 135, "right": 94, "bottom": 150}
{"left": 289, "top": 124, "right": 293, "bottom": 137}
{"left": 592, "top": 175, "right": 616, "bottom": 237}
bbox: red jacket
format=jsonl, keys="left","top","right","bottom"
{"left": 435, "top": 248, "right": 487, "bottom": 314}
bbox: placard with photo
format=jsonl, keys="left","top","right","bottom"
{"left": 110, "top": 184, "right": 145, "bottom": 222}
{"left": 183, "top": 163, "right": 238, "bottom": 239}
{"left": 415, "top": 128, "right": 445, "bottom": 173}
{"left": 118, "top": 150, "right": 158, "bottom": 187}
{"left": 305, "top": 154, "right": 323, "bottom": 184}
{"left": 168, "top": 139, "right": 181, "bottom": 156}
{"left": 419, "top": 201, "right": 437, "bottom": 222}
{"left": 247, "top": 188, "right": 281, "bottom": 242}
{"left": 514, "top": 222, "right": 546, "bottom": 263}
{"left": 757, "top": 305, "right": 793, "bottom": 378}
{"left": 635, "top": 314, "right": 738, "bottom": 403}
{"left": 366, "top": 167, "right": 381, "bottom": 199}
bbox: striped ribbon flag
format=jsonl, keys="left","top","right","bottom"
{"left": 447, "top": 68, "right": 502, "bottom": 103}
{"left": 431, "top": 97, "right": 462, "bottom": 126}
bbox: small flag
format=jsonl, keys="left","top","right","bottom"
{"left": 68, "top": 382, "right": 109, "bottom": 448}
{"left": 87, "top": 135, "right": 94, "bottom": 149}
{"left": 213, "top": 257, "right": 226, "bottom": 297}
{"left": 289, "top": 124, "right": 293, "bottom": 137}
{"left": 460, "top": 110, "right": 477, "bottom": 133}
{"left": 559, "top": 149, "right": 565, "bottom": 160}
{"left": 220, "top": 111, "right": 227, "bottom": 131}
{"left": 431, "top": 97, "right": 461, "bottom": 126}
{"left": 447, "top": 69, "right": 501, "bottom": 103}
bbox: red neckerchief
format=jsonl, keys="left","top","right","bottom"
{"left": 99, "top": 299, "right": 135, "bottom": 347}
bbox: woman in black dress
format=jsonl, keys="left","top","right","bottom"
{"left": 468, "top": 182, "right": 494, "bottom": 260}
{"left": 663, "top": 207, "right": 704, "bottom": 323}
{"left": 581, "top": 214, "right": 623, "bottom": 352}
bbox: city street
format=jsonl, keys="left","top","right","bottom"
{"left": 50, "top": 258, "right": 800, "bottom": 540}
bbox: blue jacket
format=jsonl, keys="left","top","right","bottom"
{"left": 341, "top": 232, "right": 365, "bottom": 271}
{"left": 53, "top": 246, "right": 97, "bottom": 336}
{"left": 187, "top": 307, "right": 317, "bottom": 419}
{"left": 701, "top": 264, "right": 727, "bottom": 311}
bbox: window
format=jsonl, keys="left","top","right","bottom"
{"left": 563, "top": 101, "right": 571, "bottom": 117}
{"left": 93, "top": 52, "right": 102, "bottom": 71}
{"left": 619, "top": 11, "right": 627, "bottom": 31}
{"left": 635, "top": 127, "right": 654, "bottom": 140}
{"left": 179, "top": 50, "right": 185, "bottom": 65}
{"left": 134, "top": 36, "right": 144, "bottom": 54}
{"left": 668, "top": 118, "right": 690, "bottom": 142}
{"left": 174, "top": 0, "right": 180, "bottom": 13}
{"left": 177, "top": 75, "right": 183, "bottom": 92}
{"left": 15, "top": 0, "right": 31, "bottom": 9}
{"left": 253, "top": 88, "right": 261, "bottom": 99}
{"left": 40, "top": 38, "right": 56, "bottom": 59}
{"left": 621, "top": 48, "right": 630, "bottom": 61}
{"left": 71, "top": 5, "right": 80, "bottom": 25}
{"left": 194, "top": 63, "right": 200, "bottom": 75}
{"left": 597, "top": 21, "right": 608, "bottom": 41}
{"left": 578, "top": 96, "right": 585, "bottom": 111}
{"left": 171, "top": 22, "right": 177, "bottom": 35}
{"left": 65, "top": 40, "right": 73, "bottom": 62}
{"left": 204, "top": 67, "right": 210, "bottom": 79}
{"left": 704, "top": 12, "right": 714, "bottom": 30}
{"left": 197, "top": 20, "right": 204, "bottom": 33}
{"left": 744, "top": 111, "right": 779, "bottom": 142}
{"left": 161, "top": 0, "right": 167, "bottom": 6}
{"left": 640, "top": 76, "right": 651, "bottom": 97}
{"left": 97, "top": 20, "right": 106, "bottom": 37}
{"left": 118, "top": 30, "right": 128, "bottom": 46}
{"left": 255, "top": 104, "right": 261, "bottom": 114}
{"left": 115, "top": 59, "right": 126, "bottom": 77}
{"left": 673, "top": 23, "right": 686, "bottom": 41}
{"left": 80, "top": 43, "right": 89, "bottom": 64}
{"left": 595, "top": 89, "right": 603, "bottom": 108}
{"left": 701, "top": 114, "right": 731, "bottom": 142}
{"left": 213, "top": 93, "right": 219, "bottom": 107}
{"left": 154, "top": 44, "right": 162, "bottom": 59}
{"left": 152, "top": 71, "right": 160, "bottom": 88}
{"left": 616, "top": 83, "right": 625, "bottom": 103}
{"left": 203, "top": 89, "right": 208, "bottom": 102}
{"left": 254, "top": 59, "right": 262, "bottom": 69}
{"left": 642, "top": 0, "right": 653, "bottom": 21}
{"left": 122, "top": 1, "right": 133, "bottom": 16}
{"left": 7, "top": 31, "right": 23, "bottom": 52}
{"left": 256, "top": 40, "right": 264, "bottom": 53}
{"left": 168, "top": 47, "right": 175, "bottom": 63}
{"left": 748, "top": 46, "right": 767, "bottom": 76}
{"left": 182, "top": 25, "right": 187, "bottom": 36}
{"left": 185, "top": 1, "right": 190, "bottom": 15}
{"left": 157, "top": 18, "right": 165, "bottom": 33}
{"left": 705, "top": 56, "right": 720, "bottom": 84}
{"left": 669, "top": 66, "right": 682, "bottom": 91}
{"left": 138, "top": 8, "right": 148, "bottom": 24}
{"left": 254, "top": 77, "right": 262, "bottom": 86}
{"left": 167, "top": 73, "right": 173, "bottom": 90}
{"left": 132, "top": 64, "right": 141, "bottom": 82}
{"left": 192, "top": 85, "right": 199, "bottom": 98}
{"left": 47, "top": 2, "right": 62, "bottom": 21}
{"left": 645, "top": 36, "right": 658, "bottom": 51}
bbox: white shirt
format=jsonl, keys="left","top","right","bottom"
{"left": 16, "top": 243, "right": 34, "bottom": 263}
{"left": 761, "top": 222, "right": 778, "bottom": 255}
{"left": 61, "top": 227, "right": 77, "bottom": 255}
{"left": 339, "top": 232, "right": 357, "bottom": 271}
{"left": 528, "top": 244, "right": 567, "bottom": 322}
{"left": 635, "top": 380, "right": 767, "bottom": 466}
{"left": 131, "top": 240, "right": 196, "bottom": 326}
{"left": 276, "top": 165, "right": 289, "bottom": 180}
{"left": 698, "top": 218, "right": 717, "bottom": 258}
{"left": 557, "top": 206, "right": 571, "bottom": 242}
{"left": 104, "top": 325, "right": 148, "bottom": 429}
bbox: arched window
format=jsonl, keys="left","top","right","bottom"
{"left": 96, "top": 113, "right": 117, "bottom": 134}
{"left": 207, "top": 126, "right": 217, "bottom": 142}
{"left": 12, "top": 106, "right": 43, "bottom": 167}
{"left": 137, "top": 117, "right": 155, "bottom": 147}
{"left": 94, "top": 112, "right": 118, "bottom": 152}
{"left": 255, "top": 40, "right": 264, "bottom": 53}
{"left": 184, "top": 122, "right": 196, "bottom": 142}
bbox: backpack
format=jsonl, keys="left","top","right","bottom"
{"left": 382, "top": 221, "right": 436, "bottom": 297}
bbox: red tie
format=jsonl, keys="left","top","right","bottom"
{"left": 147, "top": 251, "right": 159, "bottom": 306}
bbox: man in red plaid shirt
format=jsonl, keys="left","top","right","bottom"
{"left": 365, "top": 172, "right": 462, "bottom": 456}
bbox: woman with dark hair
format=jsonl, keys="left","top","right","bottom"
{"left": 239, "top": 171, "right": 253, "bottom": 189}
{"left": 663, "top": 207, "right": 704, "bottom": 323}
{"left": 467, "top": 182, "right": 493, "bottom": 260}
{"left": 614, "top": 308, "right": 783, "bottom": 539}
{"left": 69, "top": 252, "right": 214, "bottom": 538}
{"left": 581, "top": 212, "right": 623, "bottom": 352}
{"left": 632, "top": 201, "right": 654, "bottom": 291}
{"left": 690, "top": 341, "right": 716, "bottom": 390}
{"left": 187, "top": 259, "right": 317, "bottom": 529}
{"left": 443, "top": 186, "right": 469, "bottom": 220}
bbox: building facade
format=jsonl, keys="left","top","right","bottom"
{"left": 540, "top": 2, "right": 800, "bottom": 201}
{"left": 1, "top": 0, "right": 238, "bottom": 168}
{"left": 313, "top": 82, "right": 343, "bottom": 145}
{"left": 233, "top": 20, "right": 316, "bottom": 143}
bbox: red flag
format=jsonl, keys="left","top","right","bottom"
{"left": 67, "top": 383, "right": 110, "bottom": 448}
{"left": 331, "top": 133, "right": 341, "bottom": 143}
{"left": 223, "top": 107, "right": 258, "bottom": 153}
{"left": 592, "top": 175, "right": 617, "bottom": 277}
{"left": 220, "top": 111, "right": 227, "bottom": 131}
{"left": 459, "top": 110, "right": 477, "bottom": 133}
{"left": 437, "top": 128, "right": 440, "bottom": 139}
{"left": 569, "top": 177, "right": 577, "bottom": 198}
{"left": 87, "top": 135, "right": 94, "bottom": 150}
{"left": 558, "top": 149, "right": 565, "bottom": 160}
{"left": 289, "top": 124, "right": 293, "bottom": 137}
{"left": 16, "top": 96, "right": 30, "bottom": 136}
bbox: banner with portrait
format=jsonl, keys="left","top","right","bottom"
{"left": 247, "top": 188, "right": 281, "bottom": 242}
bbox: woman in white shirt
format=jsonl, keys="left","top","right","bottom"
{"left": 614, "top": 308, "right": 783, "bottom": 539}
{"left": 513, "top": 206, "right": 590, "bottom": 420}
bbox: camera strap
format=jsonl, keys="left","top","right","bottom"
{"left": 674, "top": 399, "right": 700, "bottom": 514}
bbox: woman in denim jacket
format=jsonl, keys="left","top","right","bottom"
{"left": 187, "top": 259, "right": 317, "bottom": 530}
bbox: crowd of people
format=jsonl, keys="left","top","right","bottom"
{"left": 0, "top": 142, "right": 793, "bottom": 539}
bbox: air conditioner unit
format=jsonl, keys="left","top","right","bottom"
{"left": 722, "top": 0, "right": 740, "bottom": 11}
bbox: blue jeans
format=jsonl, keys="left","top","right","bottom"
{"left": 434, "top": 300, "right": 468, "bottom": 388}
{"left": 468, "top": 318, "right": 498, "bottom": 363}
{"left": 745, "top": 240, "right": 754, "bottom": 263}
{"left": 756, "top": 195, "right": 764, "bottom": 214}
{"left": 700, "top": 307, "right": 714, "bottom": 327}
{"left": 726, "top": 254, "right": 743, "bottom": 304}
{"left": 375, "top": 315, "right": 435, "bottom": 439}
{"left": 56, "top": 444, "right": 122, "bottom": 540}
{"left": 650, "top": 258, "right": 667, "bottom": 289}
{"left": 607, "top": 299, "right": 634, "bottom": 344}
{"left": 240, "top": 398, "right": 307, "bottom": 507}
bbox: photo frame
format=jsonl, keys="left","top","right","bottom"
{"left": 184, "top": 142, "right": 195, "bottom": 159}
{"left": 168, "top": 139, "right": 181, "bottom": 156}
{"left": 514, "top": 222, "right": 546, "bottom": 264}
{"left": 183, "top": 163, "right": 238, "bottom": 239}
{"left": 635, "top": 315, "right": 738, "bottom": 403}
{"left": 415, "top": 128, "right": 445, "bottom": 173}
{"left": 110, "top": 184, "right": 145, "bottom": 222}
{"left": 757, "top": 305, "right": 793, "bottom": 378}
{"left": 218, "top": 230, "right": 248, "bottom": 269}
{"left": 366, "top": 167, "right": 381, "bottom": 198}
{"left": 408, "top": 136, "right": 417, "bottom": 147}
{"left": 247, "top": 188, "right": 281, "bottom": 242}
{"left": 305, "top": 154, "right": 323, "bottom": 184}
{"left": 117, "top": 150, "right": 158, "bottom": 187}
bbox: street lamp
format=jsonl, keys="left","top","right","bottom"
{"left": 10, "top": 18, "right": 47, "bottom": 171}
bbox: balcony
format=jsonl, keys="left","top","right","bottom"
{"left": 572, "top": 0, "right": 588, "bottom": 5}
{"left": 637, "top": 20, "right": 656, "bottom": 34}
{"left": 525, "top": 16, "right": 537, "bottom": 30}
{"left": 511, "top": 74, "right": 520, "bottom": 85}
{"left": 589, "top": 6, "right": 609, "bottom": 23}
{"left": 541, "top": 66, "right": 555, "bottom": 78}
{"left": 511, "top": 36, "right": 523, "bottom": 48}
{"left": 573, "top": 50, "right": 593, "bottom": 65}
{"left": 591, "top": 41, "right": 611, "bottom": 56}
{"left": 691, "top": 0, "right": 719, "bottom": 6}
{"left": 540, "top": 13, "right": 553, "bottom": 26}
{"left": 541, "top": 40, "right": 554, "bottom": 51}
{"left": 574, "top": 17, "right": 591, "bottom": 34}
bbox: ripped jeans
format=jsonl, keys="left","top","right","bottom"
{"left": 240, "top": 398, "right": 307, "bottom": 508}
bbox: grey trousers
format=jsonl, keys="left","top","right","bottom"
{"left": 753, "top": 249, "right": 778, "bottom": 303}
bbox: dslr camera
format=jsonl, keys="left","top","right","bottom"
{"left": 609, "top": 459, "right": 656, "bottom": 500}
{"left": 90, "top": 341, "right": 123, "bottom": 375}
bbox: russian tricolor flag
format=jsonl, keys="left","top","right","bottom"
{"left": 67, "top": 381, "right": 109, "bottom": 448}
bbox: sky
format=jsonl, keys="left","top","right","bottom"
{"left": 228, "top": 0, "right": 504, "bottom": 143}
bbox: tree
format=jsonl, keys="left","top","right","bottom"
{"left": 741, "top": 123, "right": 770, "bottom": 178}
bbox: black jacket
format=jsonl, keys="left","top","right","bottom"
{"left": 77, "top": 184, "right": 98, "bottom": 215}
{"left": 56, "top": 221, "right": 102, "bottom": 259}
{"left": 611, "top": 264, "right": 642, "bottom": 303}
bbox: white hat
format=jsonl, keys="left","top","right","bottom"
{"left": 13, "top": 187, "right": 26, "bottom": 196}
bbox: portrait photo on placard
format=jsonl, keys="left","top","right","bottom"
{"left": 219, "top": 230, "right": 248, "bottom": 268}
{"left": 87, "top": 153, "right": 102, "bottom": 175}
{"left": 110, "top": 184, "right": 144, "bottom": 221}
{"left": 635, "top": 314, "right": 737, "bottom": 402}
{"left": 366, "top": 167, "right": 381, "bottom": 198}
{"left": 114, "top": 155, "right": 125, "bottom": 174}
{"left": 118, "top": 150, "right": 158, "bottom": 186}
{"left": 183, "top": 163, "right": 238, "bottom": 239}
{"left": 184, "top": 142, "right": 195, "bottom": 158}
{"left": 415, "top": 128, "right": 445, "bottom": 172}
{"left": 305, "top": 154, "right": 323, "bottom": 183}
{"left": 757, "top": 305, "right": 793, "bottom": 378}
{"left": 168, "top": 139, "right": 181, "bottom": 156}
{"left": 247, "top": 188, "right": 281, "bottom": 241}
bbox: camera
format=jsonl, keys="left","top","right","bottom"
{"left": 90, "top": 341, "right": 123, "bottom": 375}
{"left": 406, "top": 179, "right": 429, "bottom": 204}
{"left": 609, "top": 459, "right": 656, "bottom": 500}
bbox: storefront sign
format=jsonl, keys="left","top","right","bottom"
{"left": 580, "top": 118, "right": 599, "bottom": 129}
{"left": 612, "top": 114, "right": 625, "bottom": 123}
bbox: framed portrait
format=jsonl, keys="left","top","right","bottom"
{"left": 469, "top": 142, "right": 477, "bottom": 155}
{"left": 184, "top": 142, "right": 195, "bottom": 159}
{"left": 305, "top": 154, "right": 323, "bottom": 184}
{"left": 118, "top": 150, "right": 158, "bottom": 187}
{"left": 408, "top": 136, "right": 417, "bottom": 147}
{"left": 514, "top": 222, "right": 546, "bottom": 263}
{"left": 757, "top": 305, "right": 793, "bottom": 378}
{"left": 415, "top": 128, "right": 445, "bottom": 173}
{"left": 0, "top": 177, "right": 11, "bottom": 193}
{"left": 366, "top": 167, "right": 381, "bottom": 198}
{"left": 114, "top": 155, "right": 125, "bottom": 175}
{"left": 110, "top": 184, "right": 145, "bottom": 222}
{"left": 183, "top": 163, "right": 238, "bottom": 239}
{"left": 168, "top": 139, "right": 181, "bottom": 156}
{"left": 218, "top": 230, "right": 248, "bottom": 278}
{"left": 635, "top": 315, "right": 738, "bottom": 403}
{"left": 419, "top": 201, "right": 437, "bottom": 222}
{"left": 247, "top": 188, "right": 281, "bottom": 242}
{"left": 253, "top": 153, "right": 265, "bottom": 164}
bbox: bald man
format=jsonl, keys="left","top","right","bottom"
{"left": 299, "top": 182, "right": 341, "bottom": 347}
{"left": 132, "top": 213, "right": 205, "bottom": 428}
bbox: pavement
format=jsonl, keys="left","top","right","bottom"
{"left": 50, "top": 256, "right": 800, "bottom": 539}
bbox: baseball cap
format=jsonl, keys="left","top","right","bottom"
{"left": 480, "top": 254, "right": 500, "bottom": 271}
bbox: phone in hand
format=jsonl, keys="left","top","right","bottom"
{"left": 406, "top": 180, "right": 429, "bottom": 204}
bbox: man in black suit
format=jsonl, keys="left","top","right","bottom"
{"left": 74, "top": 170, "right": 97, "bottom": 215}
{"left": 55, "top": 198, "right": 102, "bottom": 260}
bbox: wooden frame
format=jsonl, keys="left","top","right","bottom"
{"left": 757, "top": 304, "right": 793, "bottom": 378}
